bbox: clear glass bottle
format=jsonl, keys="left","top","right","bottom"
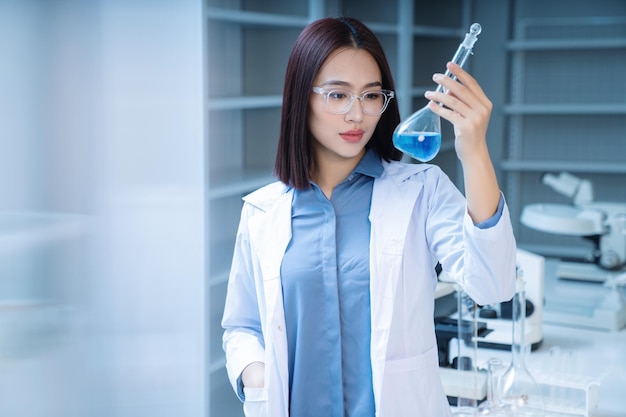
{"left": 474, "top": 358, "right": 512, "bottom": 416}
{"left": 499, "top": 273, "right": 545, "bottom": 416}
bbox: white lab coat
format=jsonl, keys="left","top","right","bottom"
{"left": 222, "top": 160, "right": 517, "bottom": 417}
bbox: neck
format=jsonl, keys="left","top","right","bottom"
{"left": 310, "top": 148, "right": 365, "bottom": 199}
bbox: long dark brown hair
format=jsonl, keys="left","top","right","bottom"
{"left": 274, "top": 17, "right": 402, "bottom": 189}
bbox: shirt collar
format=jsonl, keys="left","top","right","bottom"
{"left": 353, "top": 148, "right": 384, "bottom": 179}
{"left": 305, "top": 148, "right": 384, "bottom": 190}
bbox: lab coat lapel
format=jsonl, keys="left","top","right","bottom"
{"left": 248, "top": 188, "right": 293, "bottom": 282}
{"left": 247, "top": 186, "right": 293, "bottom": 408}
{"left": 369, "top": 166, "right": 423, "bottom": 398}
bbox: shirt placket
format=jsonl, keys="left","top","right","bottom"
{"left": 315, "top": 185, "right": 344, "bottom": 416}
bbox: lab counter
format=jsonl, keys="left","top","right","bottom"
{"left": 536, "top": 322, "right": 625, "bottom": 417}
{"left": 460, "top": 321, "right": 626, "bottom": 417}
{"left": 535, "top": 257, "right": 625, "bottom": 417}
{"left": 461, "top": 257, "right": 626, "bottom": 417}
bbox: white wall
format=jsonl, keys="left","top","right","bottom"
{"left": 0, "top": 1, "right": 207, "bottom": 416}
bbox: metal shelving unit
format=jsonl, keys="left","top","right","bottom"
{"left": 503, "top": 16, "right": 626, "bottom": 256}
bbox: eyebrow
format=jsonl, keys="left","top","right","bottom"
{"left": 319, "top": 80, "right": 383, "bottom": 89}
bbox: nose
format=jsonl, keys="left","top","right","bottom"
{"left": 345, "top": 97, "right": 364, "bottom": 123}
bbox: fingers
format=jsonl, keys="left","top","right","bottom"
{"left": 425, "top": 78, "right": 472, "bottom": 125}
{"left": 426, "top": 62, "right": 492, "bottom": 121}
{"left": 444, "top": 62, "right": 483, "bottom": 99}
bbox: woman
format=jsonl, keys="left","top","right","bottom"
{"left": 222, "top": 16, "right": 516, "bottom": 417}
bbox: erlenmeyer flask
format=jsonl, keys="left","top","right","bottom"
{"left": 474, "top": 358, "right": 512, "bottom": 416}
{"left": 393, "top": 23, "right": 481, "bottom": 162}
{"left": 499, "top": 273, "right": 545, "bottom": 416}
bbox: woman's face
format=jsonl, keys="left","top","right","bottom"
{"left": 308, "top": 48, "right": 383, "bottom": 166}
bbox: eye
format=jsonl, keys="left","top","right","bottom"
{"left": 328, "top": 90, "right": 349, "bottom": 101}
{"left": 363, "top": 91, "right": 383, "bottom": 101}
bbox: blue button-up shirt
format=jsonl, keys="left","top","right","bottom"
{"left": 280, "top": 149, "right": 503, "bottom": 416}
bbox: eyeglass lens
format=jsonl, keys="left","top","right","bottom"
{"left": 325, "top": 90, "right": 387, "bottom": 114}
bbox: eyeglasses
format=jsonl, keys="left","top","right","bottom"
{"left": 312, "top": 87, "right": 395, "bottom": 115}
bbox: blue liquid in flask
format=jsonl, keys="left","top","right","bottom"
{"left": 393, "top": 131, "right": 441, "bottom": 162}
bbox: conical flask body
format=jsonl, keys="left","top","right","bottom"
{"left": 500, "top": 366, "right": 544, "bottom": 416}
{"left": 499, "top": 278, "right": 545, "bottom": 416}
{"left": 393, "top": 105, "right": 441, "bottom": 162}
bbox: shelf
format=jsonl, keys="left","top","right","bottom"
{"left": 206, "top": 7, "right": 308, "bottom": 27}
{"left": 362, "top": 21, "right": 398, "bottom": 35}
{"left": 507, "top": 38, "right": 626, "bottom": 50}
{"left": 501, "top": 159, "right": 626, "bottom": 174}
{"left": 208, "top": 168, "right": 275, "bottom": 199}
{"left": 413, "top": 25, "right": 463, "bottom": 38}
{"left": 503, "top": 103, "right": 626, "bottom": 115}
{"left": 206, "top": 7, "right": 463, "bottom": 39}
{"left": 0, "top": 211, "right": 91, "bottom": 251}
{"left": 208, "top": 95, "right": 282, "bottom": 111}
{"left": 365, "top": 22, "right": 462, "bottom": 37}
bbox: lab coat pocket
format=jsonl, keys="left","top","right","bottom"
{"left": 242, "top": 387, "right": 268, "bottom": 417}
{"left": 380, "top": 346, "right": 449, "bottom": 416}
{"left": 383, "top": 353, "right": 426, "bottom": 374}
{"left": 382, "top": 237, "right": 403, "bottom": 256}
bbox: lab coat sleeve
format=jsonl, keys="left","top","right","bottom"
{"left": 425, "top": 168, "right": 517, "bottom": 306}
{"left": 221, "top": 202, "right": 266, "bottom": 401}
{"left": 459, "top": 195, "right": 517, "bottom": 305}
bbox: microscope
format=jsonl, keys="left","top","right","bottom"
{"left": 521, "top": 172, "right": 626, "bottom": 281}
{"left": 435, "top": 249, "right": 544, "bottom": 355}
{"left": 520, "top": 172, "right": 626, "bottom": 330}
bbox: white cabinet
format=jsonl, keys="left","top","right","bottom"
{"left": 204, "top": 1, "right": 473, "bottom": 415}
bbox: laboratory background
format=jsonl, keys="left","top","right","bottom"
{"left": 0, "top": 0, "right": 625, "bottom": 416}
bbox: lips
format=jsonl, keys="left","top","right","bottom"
{"left": 340, "top": 129, "right": 364, "bottom": 143}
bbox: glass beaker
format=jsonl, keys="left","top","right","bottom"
{"left": 474, "top": 358, "right": 512, "bottom": 416}
{"left": 499, "top": 273, "right": 545, "bottom": 416}
{"left": 393, "top": 23, "right": 481, "bottom": 162}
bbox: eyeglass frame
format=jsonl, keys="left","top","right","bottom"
{"left": 311, "top": 86, "right": 395, "bottom": 115}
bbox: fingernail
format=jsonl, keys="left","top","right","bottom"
{"left": 433, "top": 73, "right": 443, "bottom": 81}
{"left": 424, "top": 91, "right": 433, "bottom": 98}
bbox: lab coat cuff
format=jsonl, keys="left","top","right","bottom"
{"left": 236, "top": 375, "right": 245, "bottom": 402}
{"left": 223, "top": 329, "right": 266, "bottom": 400}
{"left": 472, "top": 192, "right": 505, "bottom": 229}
